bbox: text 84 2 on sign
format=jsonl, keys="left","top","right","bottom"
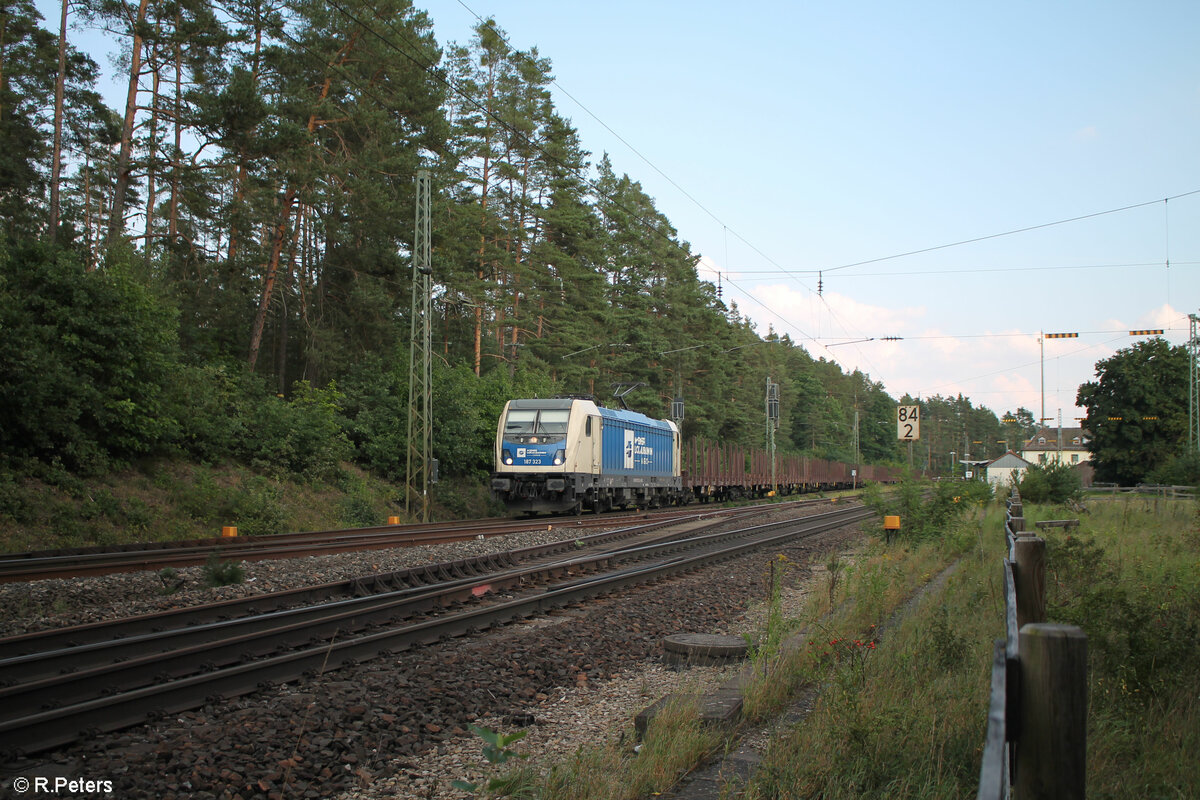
{"left": 897, "top": 406, "right": 920, "bottom": 441}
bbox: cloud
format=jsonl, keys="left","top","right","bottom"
{"left": 1073, "top": 125, "right": 1099, "bottom": 140}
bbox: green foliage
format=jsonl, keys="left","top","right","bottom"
{"left": 339, "top": 356, "right": 410, "bottom": 481}
{"left": 176, "top": 468, "right": 287, "bottom": 538}
{"left": 239, "top": 382, "right": 352, "bottom": 481}
{"left": 0, "top": 243, "right": 180, "bottom": 475}
{"left": 2, "top": 1, "right": 1026, "bottom": 506}
{"left": 451, "top": 724, "right": 530, "bottom": 796}
{"left": 157, "top": 567, "right": 184, "bottom": 595}
{"left": 1018, "top": 461, "right": 1081, "bottom": 504}
{"left": 865, "top": 476, "right": 979, "bottom": 544}
{"left": 200, "top": 552, "right": 245, "bottom": 587}
{"left": 1078, "top": 338, "right": 1189, "bottom": 484}
{"left": 1046, "top": 529, "right": 1199, "bottom": 704}
{"left": 163, "top": 363, "right": 254, "bottom": 462}
{"left": 925, "top": 604, "right": 969, "bottom": 670}
{"left": 1146, "top": 451, "right": 1200, "bottom": 487}
{"left": 338, "top": 475, "right": 381, "bottom": 527}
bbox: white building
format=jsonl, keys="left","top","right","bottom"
{"left": 1021, "top": 426, "right": 1092, "bottom": 468}
{"left": 985, "top": 451, "right": 1031, "bottom": 491}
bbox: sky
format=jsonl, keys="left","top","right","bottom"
{"left": 41, "top": 0, "right": 1200, "bottom": 427}
{"left": 417, "top": 0, "right": 1200, "bottom": 427}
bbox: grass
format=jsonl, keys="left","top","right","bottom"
{"left": 484, "top": 492, "right": 1198, "bottom": 799}
{"left": 1039, "top": 497, "right": 1200, "bottom": 797}
{"left": 485, "top": 694, "right": 724, "bottom": 800}
{"left": 0, "top": 459, "right": 495, "bottom": 554}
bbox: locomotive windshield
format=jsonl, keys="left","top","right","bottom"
{"left": 503, "top": 408, "right": 570, "bottom": 442}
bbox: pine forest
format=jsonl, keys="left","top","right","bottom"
{"left": 0, "top": 0, "right": 1028, "bottom": 528}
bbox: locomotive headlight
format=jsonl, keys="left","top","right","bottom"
{"left": 553, "top": 449, "right": 565, "bottom": 466}
{"left": 502, "top": 449, "right": 514, "bottom": 465}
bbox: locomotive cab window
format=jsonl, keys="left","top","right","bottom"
{"left": 503, "top": 408, "right": 570, "bottom": 443}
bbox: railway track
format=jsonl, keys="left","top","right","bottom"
{"left": 0, "top": 498, "right": 834, "bottom": 584}
{"left": 0, "top": 501, "right": 873, "bottom": 760}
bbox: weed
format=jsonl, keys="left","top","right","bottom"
{"left": 825, "top": 553, "right": 844, "bottom": 610}
{"left": 452, "top": 724, "right": 531, "bottom": 796}
{"left": 748, "top": 554, "right": 793, "bottom": 662}
{"left": 157, "top": 567, "right": 185, "bottom": 594}
{"left": 201, "top": 553, "right": 245, "bottom": 587}
{"left": 926, "top": 604, "right": 968, "bottom": 670}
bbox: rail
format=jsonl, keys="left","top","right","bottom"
{"left": 977, "top": 488, "right": 1087, "bottom": 800}
{"left": 0, "top": 504, "right": 873, "bottom": 758}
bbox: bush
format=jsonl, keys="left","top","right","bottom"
{"left": 163, "top": 362, "right": 253, "bottom": 462}
{"left": 1019, "top": 461, "right": 1081, "bottom": 504}
{"left": 0, "top": 242, "right": 180, "bottom": 474}
{"left": 863, "top": 474, "right": 979, "bottom": 543}
{"left": 239, "top": 381, "right": 352, "bottom": 481}
{"left": 339, "top": 355, "right": 409, "bottom": 481}
{"left": 1146, "top": 451, "right": 1200, "bottom": 487}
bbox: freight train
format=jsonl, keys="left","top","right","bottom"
{"left": 490, "top": 396, "right": 903, "bottom": 514}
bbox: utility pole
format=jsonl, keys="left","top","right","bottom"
{"left": 406, "top": 170, "right": 433, "bottom": 522}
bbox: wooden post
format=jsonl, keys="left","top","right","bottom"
{"left": 1013, "top": 536, "right": 1046, "bottom": 629}
{"left": 1009, "top": 516, "right": 1025, "bottom": 533}
{"left": 1017, "top": 624, "right": 1087, "bottom": 800}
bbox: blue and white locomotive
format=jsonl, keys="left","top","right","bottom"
{"left": 491, "top": 397, "right": 682, "bottom": 514}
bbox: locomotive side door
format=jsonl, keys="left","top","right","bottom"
{"left": 587, "top": 415, "right": 602, "bottom": 474}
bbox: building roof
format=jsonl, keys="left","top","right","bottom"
{"left": 1023, "top": 426, "right": 1090, "bottom": 452}
{"left": 987, "top": 451, "right": 1031, "bottom": 470}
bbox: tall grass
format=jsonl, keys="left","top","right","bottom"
{"left": 741, "top": 509, "right": 992, "bottom": 799}
{"left": 1042, "top": 498, "right": 1200, "bottom": 796}
{"left": 743, "top": 497, "right": 1200, "bottom": 799}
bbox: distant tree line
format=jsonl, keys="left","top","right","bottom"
{"left": 10, "top": 1, "right": 1177, "bottom": 496}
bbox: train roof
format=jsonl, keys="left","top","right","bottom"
{"left": 505, "top": 398, "right": 676, "bottom": 431}
{"left": 507, "top": 398, "right": 578, "bottom": 410}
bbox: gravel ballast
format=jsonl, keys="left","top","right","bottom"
{"left": 1, "top": 506, "right": 862, "bottom": 799}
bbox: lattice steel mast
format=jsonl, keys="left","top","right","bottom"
{"left": 1190, "top": 313, "right": 1200, "bottom": 454}
{"left": 406, "top": 170, "right": 433, "bottom": 522}
{"left": 766, "top": 377, "right": 779, "bottom": 493}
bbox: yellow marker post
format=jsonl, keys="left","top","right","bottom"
{"left": 221, "top": 526, "right": 238, "bottom": 538}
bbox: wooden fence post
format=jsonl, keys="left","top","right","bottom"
{"left": 1013, "top": 536, "right": 1046, "bottom": 629}
{"left": 1016, "top": 624, "right": 1087, "bottom": 800}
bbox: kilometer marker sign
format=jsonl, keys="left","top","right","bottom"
{"left": 897, "top": 405, "right": 920, "bottom": 441}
